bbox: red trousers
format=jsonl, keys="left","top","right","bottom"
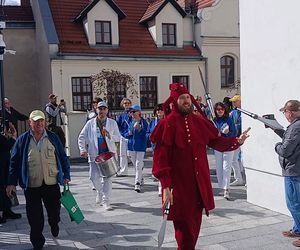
{"left": 173, "top": 210, "right": 203, "bottom": 250}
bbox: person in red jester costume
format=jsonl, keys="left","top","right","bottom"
{"left": 151, "top": 83, "right": 250, "bottom": 249}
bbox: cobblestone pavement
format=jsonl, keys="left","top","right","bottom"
{"left": 0, "top": 154, "right": 296, "bottom": 250}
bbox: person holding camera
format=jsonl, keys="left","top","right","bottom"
{"left": 273, "top": 100, "right": 300, "bottom": 248}
{"left": 45, "top": 94, "right": 66, "bottom": 147}
{"left": 0, "top": 122, "right": 21, "bottom": 224}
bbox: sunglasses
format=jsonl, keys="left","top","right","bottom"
{"left": 123, "top": 102, "right": 131, "bottom": 105}
{"left": 216, "top": 108, "right": 225, "bottom": 111}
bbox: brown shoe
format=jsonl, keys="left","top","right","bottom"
{"left": 292, "top": 239, "right": 300, "bottom": 247}
{"left": 282, "top": 230, "right": 300, "bottom": 238}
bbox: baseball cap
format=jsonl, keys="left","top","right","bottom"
{"left": 129, "top": 104, "right": 142, "bottom": 112}
{"left": 29, "top": 110, "right": 45, "bottom": 121}
{"left": 279, "top": 100, "right": 300, "bottom": 112}
{"left": 97, "top": 101, "right": 108, "bottom": 108}
{"left": 229, "top": 95, "right": 241, "bottom": 102}
{"left": 48, "top": 93, "right": 57, "bottom": 99}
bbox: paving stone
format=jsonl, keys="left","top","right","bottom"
{"left": 0, "top": 154, "right": 295, "bottom": 250}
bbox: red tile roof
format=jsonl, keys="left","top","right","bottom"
{"left": 139, "top": 0, "right": 186, "bottom": 24}
{"left": 48, "top": 0, "right": 201, "bottom": 58}
{"left": 0, "top": 6, "right": 34, "bottom": 22}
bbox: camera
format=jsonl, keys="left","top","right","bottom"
{"left": 60, "top": 99, "right": 65, "bottom": 103}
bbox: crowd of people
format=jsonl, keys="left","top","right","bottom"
{"left": 1, "top": 87, "right": 299, "bottom": 249}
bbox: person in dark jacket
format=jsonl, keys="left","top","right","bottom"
{"left": 6, "top": 110, "right": 70, "bottom": 250}
{"left": 274, "top": 100, "right": 300, "bottom": 248}
{"left": 1, "top": 98, "right": 28, "bottom": 133}
{"left": 0, "top": 122, "right": 21, "bottom": 224}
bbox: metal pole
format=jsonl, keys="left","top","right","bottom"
{"left": 0, "top": 43, "right": 4, "bottom": 131}
{"left": 0, "top": 19, "right": 7, "bottom": 131}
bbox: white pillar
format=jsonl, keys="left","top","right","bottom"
{"left": 240, "top": 0, "right": 300, "bottom": 215}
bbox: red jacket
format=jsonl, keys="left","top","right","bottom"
{"left": 151, "top": 111, "right": 239, "bottom": 220}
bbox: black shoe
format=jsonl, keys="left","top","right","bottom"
{"left": 3, "top": 210, "right": 22, "bottom": 220}
{"left": 0, "top": 216, "right": 6, "bottom": 224}
{"left": 51, "top": 224, "right": 59, "bottom": 237}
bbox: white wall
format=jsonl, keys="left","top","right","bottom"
{"left": 240, "top": 0, "right": 300, "bottom": 215}
{"left": 156, "top": 3, "right": 184, "bottom": 47}
{"left": 51, "top": 59, "right": 206, "bottom": 157}
{"left": 87, "top": 0, "right": 119, "bottom": 45}
{"left": 201, "top": 0, "right": 239, "bottom": 37}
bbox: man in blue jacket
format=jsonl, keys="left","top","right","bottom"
{"left": 6, "top": 110, "right": 70, "bottom": 250}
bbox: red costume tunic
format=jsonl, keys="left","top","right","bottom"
{"left": 151, "top": 110, "right": 240, "bottom": 220}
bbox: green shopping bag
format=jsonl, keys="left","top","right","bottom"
{"left": 60, "top": 184, "right": 84, "bottom": 224}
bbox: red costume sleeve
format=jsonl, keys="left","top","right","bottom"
{"left": 203, "top": 118, "right": 240, "bottom": 151}
{"left": 151, "top": 119, "right": 174, "bottom": 189}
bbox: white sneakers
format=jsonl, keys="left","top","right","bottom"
{"left": 158, "top": 186, "right": 162, "bottom": 197}
{"left": 95, "top": 192, "right": 102, "bottom": 204}
{"left": 230, "top": 179, "right": 244, "bottom": 186}
{"left": 96, "top": 192, "right": 113, "bottom": 210}
{"left": 103, "top": 202, "right": 113, "bottom": 211}
{"left": 224, "top": 190, "right": 230, "bottom": 200}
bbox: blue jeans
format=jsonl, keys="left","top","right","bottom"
{"left": 284, "top": 176, "right": 300, "bottom": 233}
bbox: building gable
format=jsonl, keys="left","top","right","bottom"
{"left": 74, "top": 0, "right": 126, "bottom": 22}
{"left": 139, "top": 0, "right": 186, "bottom": 24}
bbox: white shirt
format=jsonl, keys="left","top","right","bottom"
{"left": 78, "top": 117, "right": 121, "bottom": 162}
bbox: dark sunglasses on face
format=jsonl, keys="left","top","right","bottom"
{"left": 216, "top": 108, "right": 225, "bottom": 111}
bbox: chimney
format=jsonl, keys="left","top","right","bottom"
{"left": 21, "top": 0, "right": 31, "bottom": 6}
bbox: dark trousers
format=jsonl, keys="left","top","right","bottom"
{"left": 24, "top": 183, "right": 61, "bottom": 248}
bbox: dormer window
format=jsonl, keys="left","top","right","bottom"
{"left": 95, "top": 21, "right": 112, "bottom": 45}
{"left": 162, "top": 23, "right": 176, "bottom": 46}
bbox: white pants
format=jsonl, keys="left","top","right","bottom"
{"left": 231, "top": 148, "right": 243, "bottom": 182}
{"left": 128, "top": 151, "right": 145, "bottom": 184}
{"left": 119, "top": 136, "right": 129, "bottom": 175}
{"left": 89, "top": 162, "right": 112, "bottom": 202}
{"left": 214, "top": 150, "right": 234, "bottom": 190}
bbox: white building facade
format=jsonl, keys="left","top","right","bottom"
{"left": 240, "top": 0, "right": 300, "bottom": 214}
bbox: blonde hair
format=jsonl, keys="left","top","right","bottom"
{"left": 120, "top": 98, "right": 131, "bottom": 107}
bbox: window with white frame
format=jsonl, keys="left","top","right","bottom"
{"left": 95, "top": 21, "right": 112, "bottom": 44}
{"left": 139, "top": 76, "right": 158, "bottom": 109}
{"left": 172, "top": 75, "right": 189, "bottom": 90}
{"left": 71, "top": 77, "right": 93, "bottom": 111}
{"left": 162, "top": 23, "right": 176, "bottom": 46}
